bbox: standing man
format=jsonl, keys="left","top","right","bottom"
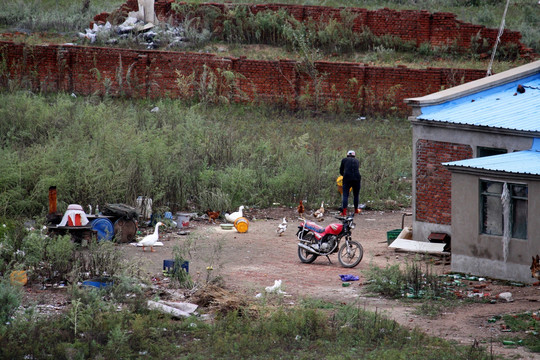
{"left": 339, "top": 150, "right": 361, "bottom": 216}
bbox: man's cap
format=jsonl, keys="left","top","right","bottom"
{"left": 347, "top": 150, "right": 355, "bottom": 156}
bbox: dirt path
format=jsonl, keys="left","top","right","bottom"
{"left": 123, "top": 207, "right": 540, "bottom": 359}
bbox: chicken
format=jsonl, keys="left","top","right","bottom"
{"left": 276, "top": 217, "right": 287, "bottom": 236}
{"left": 313, "top": 201, "right": 324, "bottom": 221}
{"left": 225, "top": 205, "right": 244, "bottom": 223}
{"left": 138, "top": 221, "right": 163, "bottom": 252}
{"left": 206, "top": 209, "right": 220, "bottom": 224}
{"left": 297, "top": 200, "right": 305, "bottom": 219}
{"left": 531, "top": 255, "right": 540, "bottom": 284}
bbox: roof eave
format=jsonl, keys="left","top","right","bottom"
{"left": 404, "top": 60, "right": 540, "bottom": 107}
{"left": 444, "top": 165, "right": 540, "bottom": 180}
{"left": 411, "top": 118, "right": 540, "bottom": 137}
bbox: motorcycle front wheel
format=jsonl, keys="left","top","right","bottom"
{"left": 298, "top": 233, "right": 318, "bottom": 264}
{"left": 338, "top": 240, "right": 363, "bottom": 268}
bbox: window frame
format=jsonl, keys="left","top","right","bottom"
{"left": 479, "top": 179, "right": 528, "bottom": 240}
{"left": 477, "top": 146, "right": 507, "bottom": 158}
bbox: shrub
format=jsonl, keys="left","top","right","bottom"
{"left": 0, "top": 278, "right": 22, "bottom": 326}
{"left": 363, "top": 257, "right": 449, "bottom": 299}
{"left": 45, "top": 234, "right": 75, "bottom": 279}
{"left": 363, "top": 263, "right": 405, "bottom": 298}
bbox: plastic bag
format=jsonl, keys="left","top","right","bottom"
{"left": 339, "top": 274, "right": 359, "bottom": 282}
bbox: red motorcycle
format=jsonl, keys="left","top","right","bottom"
{"left": 296, "top": 215, "right": 363, "bottom": 268}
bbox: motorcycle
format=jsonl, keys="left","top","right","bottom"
{"left": 296, "top": 215, "right": 363, "bottom": 268}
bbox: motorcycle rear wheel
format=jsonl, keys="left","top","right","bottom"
{"left": 338, "top": 240, "right": 363, "bottom": 268}
{"left": 298, "top": 233, "right": 318, "bottom": 264}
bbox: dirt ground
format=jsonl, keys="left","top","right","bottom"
{"left": 121, "top": 206, "right": 540, "bottom": 359}
{"left": 26, "top": 207, "right": 539, "bottom": 359}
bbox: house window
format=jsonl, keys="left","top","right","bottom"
{"left": 477, "top": 147, "right": 507, "bottom": 158}
{"left": 480, "top": 180, "right": 528, "bottom": 239}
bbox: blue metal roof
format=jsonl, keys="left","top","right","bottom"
{"left": 443, "top": 138, "right": 540, "bottom": 176}
{"left": 418, "top": 74, "right": 540, "bottom": 132}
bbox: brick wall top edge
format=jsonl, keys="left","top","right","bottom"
{"left": 0, "top": 40, "right": 496, "bottom": 75}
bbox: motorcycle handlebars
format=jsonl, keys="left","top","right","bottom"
{"left": 335, "top": 215, "right": 354, "bottom": 221}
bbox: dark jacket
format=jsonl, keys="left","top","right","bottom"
{"left": 340, "top": 156, "right": 361, "bottom": 181}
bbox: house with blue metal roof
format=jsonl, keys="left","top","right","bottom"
{"left": 404, "top": 60, "right": 540, "bottom": 282}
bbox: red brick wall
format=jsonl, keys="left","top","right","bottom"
{"left": 415, "top": 139, "right": 472, "bottom": 225}
{"left": 0, "top": 41, "right": 488, "bottom": 114}
{"left": 140, "top": 1, "right": 533, "bottom": 57}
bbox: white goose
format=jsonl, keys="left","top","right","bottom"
{"left": 225, "top": 205, "right": 244, "bottom": 223}
{"left": 138, "top": 222, "right": 163, "bottom": 252}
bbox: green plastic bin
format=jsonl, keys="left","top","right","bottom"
{"left": 386, "top": 229, "right": 401, "bottom": 245}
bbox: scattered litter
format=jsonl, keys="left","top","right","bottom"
{"left": 159, "top": 301, "right": 198, "bottom": 314}
{"left": 78, "top": 16, "right": 189, "bottom": 50}
{"left": 339, "top": 274, "right": 359, "bottom": 282}
{"left": 82, "top": 277, "right": 113, "bottom": 289}
{"left": 147, "top": 300, "right": 195, "bottom": 318}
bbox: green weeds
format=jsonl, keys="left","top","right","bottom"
{"left": 0, "top": 293, "right": 497, "bottom": 359}
{"left": 0, "top": 0, "right": 120, "bottom": 33}
{"left": 0, "top": 92, "right": 412, "bottom": 218}
{"left": 0, "top": 278, "right": 21, "bottom": 326}
{"left": 498, "top": 312, "right": 540, "bottom": 352}
{"left": 363, "top": 257, "right": 459, "bottom": 318}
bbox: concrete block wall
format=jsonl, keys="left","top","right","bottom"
{"left": 415, "top": 139, "right": 472, "bottom": 225}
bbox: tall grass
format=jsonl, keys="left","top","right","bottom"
{"left": 0, "top": 0, "right": 121, "bottom": 33}
{"left": 0, "top": 91, "right": 411, "bottom": 218}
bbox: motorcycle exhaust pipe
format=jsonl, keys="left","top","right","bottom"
{"left": 298, "top": 242, "right": 320, "bottom": 255}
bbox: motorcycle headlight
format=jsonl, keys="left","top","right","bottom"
{"left": 350, "top": 222, "right": 356, "bottom": 229}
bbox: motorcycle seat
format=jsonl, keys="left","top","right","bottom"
{"left": 304, "top": 222, "right": 325, "bottom": 233}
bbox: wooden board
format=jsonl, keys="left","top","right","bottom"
{"left": 389, "top": 238, "right": 449, "bottom": 255}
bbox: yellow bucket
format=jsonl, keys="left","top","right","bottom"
{"left": 336, "top": 176, "right": 352, "bottom": 195}
{"left": 10, "top": 270, "right": 28, "bottom": 286}
{"left": 234, "top": 217, "right": 249, "bottom": 233}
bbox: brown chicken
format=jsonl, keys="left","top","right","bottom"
{"left": 206, "top": 209, "right": 220, "bottom": 224}
{"left": 531, "top": 255, "right": 540, "bottom": 285}
{"left": 297, "top": 200, "right": 305, "bottom": 219}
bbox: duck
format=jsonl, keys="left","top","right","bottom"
{"left": 138, "top": 221, "right": 163, "bottom": 252}
{"left": 225, "top": 205, "right": 244, "bottom": 223}
{"left": 276, "top": 217, "right": 287, "bottom": 236}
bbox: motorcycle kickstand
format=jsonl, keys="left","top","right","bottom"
{"left": 325, "top": 255, "right": 332, "bottom": 264}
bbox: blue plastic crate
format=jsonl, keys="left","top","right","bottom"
{"left": 163, "top": 259, "right": 189, "bottom": 276}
